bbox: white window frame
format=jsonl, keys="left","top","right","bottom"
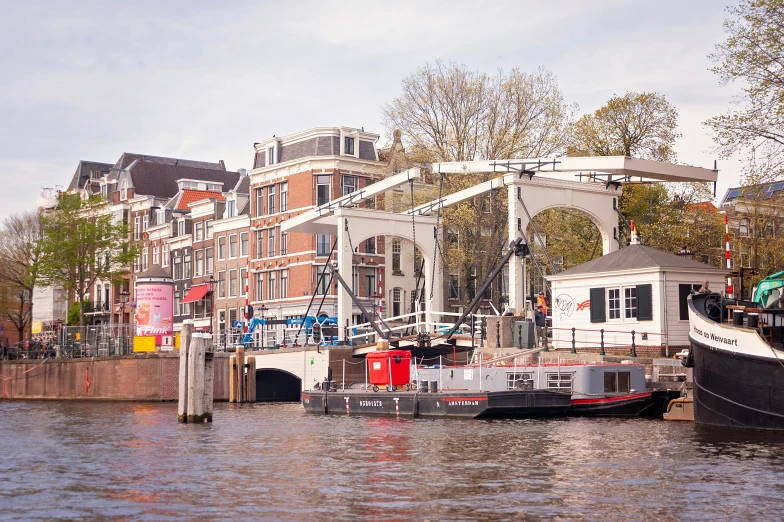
{"left": 240, "top": 268, "right": 247, "bottom": 297}
{"left": 624, "top": 287, "right": 638, "bottom": 319}
{"left": 218, "top": 236, "right": 227, "bottom": 260}
{"left": 280, "top": 269, "right": 288, "bottom": 299}
{"left": 280, "top": 182, "right": 288, "bottom": 212}
{"left": 229, "top": 269, "right": 238, "bottom": 297}
{"left": 608, "top": 287, "right": 621, "bottom": 320}
{"left": 162, "top": 244, "right": 169, "bottom": 268}
{"left": 240, "top": 232, "right": 249, "bottom": 257}
{"left": 134, "top": 216, "right": 141, "bottom": 241}
{"left": 194, "top": 222, "right": 203, "bottom": 242}
{"left": 229, "top": 234, "right": 238, "bottom": 258}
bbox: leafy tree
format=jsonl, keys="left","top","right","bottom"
{"left": 0, "top": 211, "right": 44, "bottom": 342}
{"left": 382, "top": 61, "right": 576, "bottom": 305}
{"left": 38, "top": 193, "right": 137, "bottom": 328}
{"left": 705, "top": 0, "right": 784, "bottom": 180}
{"left": 569, "top": 92, "right": 680, "bottom": 161}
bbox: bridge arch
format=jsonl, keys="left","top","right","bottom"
{"left": 255, "top": 368, "right": 301, "bottom": 402}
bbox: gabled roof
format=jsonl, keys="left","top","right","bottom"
{"left": 175, "top": 189, "right": 226, "bottom": 211}
{"left": 547, "top": 244, "right": 727, "bottom": 280}
{"left": 67, "top": 161, "right": 113, "bottom": 190}
{"left": 686, "top": 201, "right": 718, "bottom": 212}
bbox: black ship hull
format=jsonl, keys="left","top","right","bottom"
{"left": 570, "top": 391, "right": 680, "bottom": 418}
{"left": 692, "top": 336, "right": 784, "bottom": 430}
{"left": 301, "top": 389, "right": 571, "bottom": 419}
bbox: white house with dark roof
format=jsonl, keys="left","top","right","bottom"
{"left": 545, "top": 243, "right": 728, "bottom": 354}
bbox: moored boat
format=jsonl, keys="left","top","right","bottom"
{"left": 686, "top": 292, "right": 784, "bottom": 430}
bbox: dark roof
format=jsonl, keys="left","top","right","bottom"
{"left": 548, "top": 244, "right": 727, "bottom": 278}
{"left": 67, "top": 161, "right": 113, "bottom": 190}
{"left": 112, "top": 154, "right": 239, "bottom": 199}
{"left": 135, "top": 264, "right": 172, "bottom": 279}
{"left": 721, "top": 180, "right": 784, "bottom": 206}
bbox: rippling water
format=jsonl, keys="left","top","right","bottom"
{"left": 1, "top": 401, "right": 784, "bottom": 521}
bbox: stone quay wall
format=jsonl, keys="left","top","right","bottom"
{"left": 0, "top": 353, "right": 231, "bottom": 401}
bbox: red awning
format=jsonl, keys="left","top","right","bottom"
{"left": 181, "top": 284, "right": 210, "bottom": 304}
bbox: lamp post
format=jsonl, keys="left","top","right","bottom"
{"left": 119, "top": 289, "right": 130, "bottom": 355}
{"left": 207, "top": 275, "right": 217, "bottom": 334}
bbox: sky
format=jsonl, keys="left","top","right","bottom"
{"left": 0, "top": 0, "right": 746, "bottom": 221}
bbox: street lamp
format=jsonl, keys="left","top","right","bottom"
{"left": 119, "top": 289, "right": 130, "bottom": 324}
{"left": 207, "top": 275, "right": 217, "bottom": 334}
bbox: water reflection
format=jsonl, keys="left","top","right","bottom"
{"left": 1, "top": 401, "right": 784, "bottom": 520}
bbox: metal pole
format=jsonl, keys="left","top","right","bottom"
{"left": 630, "top": 330, "right": 637, "bottom": 358}
{"left": 342, "top": 359, "right": 345, "bottom": 391}
{"left": 600, "top": 328, "right": 605, "bottom": 356}
{"left": 571, "top": 327, "right": 576, "bottom": 354}
{"left": 365, "top": 357, "right": 368, "bottom": 391}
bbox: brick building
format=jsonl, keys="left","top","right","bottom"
{"left": 248, "top": 127, "right": 387, "bottom": 325}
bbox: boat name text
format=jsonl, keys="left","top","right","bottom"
{"left": 692, "top": 325, "right": 738, "bottom": 346}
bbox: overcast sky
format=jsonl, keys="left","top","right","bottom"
{"left": 0, "top": 0, "right": 745, "bottom": 221}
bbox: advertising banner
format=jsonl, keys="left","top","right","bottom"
{"left": 135, "top": 283, "right": 174, "bottom": 344}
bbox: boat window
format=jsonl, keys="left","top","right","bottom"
{"left": 604, "top": 371, "right": 632, "bottom": 393}
{"left": 546, "top": 373, "right": 572, "bottom": 392}
{"left": 506, "top": 372, "right": 533, "bottom": 390}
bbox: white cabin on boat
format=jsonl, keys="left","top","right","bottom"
{"left": 545, "top": 244, "right": 728, "bottom": 353}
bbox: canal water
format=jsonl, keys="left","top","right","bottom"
{"left": 1, "top": 401, "right": 783, "bottom": 521}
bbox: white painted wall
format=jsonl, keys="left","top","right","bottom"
{"left": 548, "top": 268, "right": 727, "bottom": 350}
{"left": 247, "top": 348, "right": 330, "bottom": 391}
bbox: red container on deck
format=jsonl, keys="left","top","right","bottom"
{"left": 366, "top": 350, "right": 412, "bottom": 386}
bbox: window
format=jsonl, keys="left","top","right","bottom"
{"left": 134, "top": 216, "right": 141, "bottom": 241}
{"left": 183, "top": 255, "right": 191, "bottom": 279}
{"left": 229, "top": 235, "right": 238, "bottom": 258}
{"left": 162, "top": 244, "right": 169, "bottom": 267}
{"left": 142, "top": 247, "right": 149, "bottom": 271}
{"left": 195, "top": 298, "right": 204, "bottom": 319}
{"left": 352, "top": 266, "right": 359, "bottom": 294}
{"left": 739, "top": 218, "right": 749, "bottom": 236}
{"left": 218, "top": 271, "right": 226, "bottom": 298}
{"left": 218, "top": 237, "right": 226, "bottom": 260}
{"left": 603, "top": 371, "right": 632, "bottom": 393}
{"left": 227, "top": 200, "right": 236, "bottom": 218}
{"left": 366, "top": 237, "right": 376, "bottom": 254}
{"left": 240, "top": 268, "right": 247, "bottom": 296}
{"left": 143, "top": 215, "right": 150, "bottom": 231}
{"left": 546, "top": 373, "right": 572, "bottom": 392}
{"left": 206, "top": 183, "right": 221, "bottom": 191}
{"left": 392, "top": 239, "right": 401, "bottom": 272}
{"left": 181, "top": 291, "right": 190, "bottom": 316}
{"left": 624, "top": 287, "right": 637, "bottom": 319}
{"left": 506, "top": 372, "right": 533, "bottom": 391}
{"left": 608, "top": 288, "right": 621, "bottom": 320}
{"left": 157, "top": 209, "right": 166, "bottom": 225}
{"left": 256, "top": 230, "right": 264, "bottom": 258}
{"left": 344, "top": 137, "right": 355, "bottom": 155}
{"left": 679, "top": 283, "right": 702, "bottom": 320}
{"left": 219, "top": 310, "right": 226, "bottom": 332}
{"left": 365, "top": 268, "right": 376, "bottom": 297}
{"left": 316, "top": 266, "right": 329, "bottom": 295}
{"left": 153, "top": 246, "right": 159, "bottom": 266}
{"left": 448, "top": 273, "right": 459, "bottom": 299}
{"left": 342, "top": 175, "right": 357, "bottom": 196}
{"left": 205, "top": 247, "right": 213, "bottom": 275}
{"left": 195, "top": 249, "right": 203, "bottom": 277}
{"left": 268, "top": 185, "right": 276, "bottom": 214}
{"left": 174, "top": 291, "right": 181, "bottom": 316}
{"left": 173, "top": 258, "right": 182, "bottom": 280}
{"left": 267, "top": 145, "right": 276, "bottom": 165}
{"left": 268, "top": 272, "right": 276, "bottom": 300}
{"left": 280, "top": 269, "right": 288, "bottom": 299}
{"left": 316, "top": 234, "right": 331, "bottom": 256}
{"left": 280, "top": 232, "right": 288, "bottom": 256}
{"left": 229, "top": 269, "right": 238, "bottom": 297}
{"left": 256, "top": 272, "right": 263, "bottom": 301}
{"left": 414, "top": 248, "right": 422, "bottom": 274}
{"left": 206, "top": 220, "right": 214, "bottom": 239}
{"left": 317, "top": 175, "right": 330, "bottom": 206}
{"left": 255, "top": 187, "right": 264, "bottom": 216}
{"left": 393, "top": 287, "right": 402, "bottom": 317}
{"left": 194, "top": 222, "right": 203, "bottom": 241}
{"left": 229, "top": 308, "right": 237, "bottom": 327}
{"left": 267, "top": 228, "right": 276, "bottom": 257}
{"left": 240, "top": 232, "right": 249, "bottom": 257}
{"left": 280, "top": 182, "right": 288, "bottom": 212}
{"left": 177, "top": 220, "right": 185, "bottom": 236}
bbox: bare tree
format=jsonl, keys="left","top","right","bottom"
{"left": 0, "top": 211, "right": 44, "bottom": 342}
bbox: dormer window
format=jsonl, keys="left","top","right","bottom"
{"left": 227, "top": 200, "right": 236, "bottom": 218}
{"left": 157, "top": 209, "right": 166, "bottom": 225}
{"left": 178, "top": 220, "right": 185, "bottom": 236}
{"left": 267, "top": 146, "right": 276, "bottom": 165}
{"left": 344, "top": 137, "right": 355, "bottom": 155}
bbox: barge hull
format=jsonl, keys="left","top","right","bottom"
{"left": 570, "top": 391, "right": 681, "bottom": 418}
{"left": 301, "top": 389, "right": 571, "bottom": 419}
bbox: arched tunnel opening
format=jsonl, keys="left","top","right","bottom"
{"left": 256, "top": 369, "right": 301, "bottom": 402}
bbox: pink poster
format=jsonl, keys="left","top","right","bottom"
{"left": 135, "top": 283, "right": 174, "bottom": 343}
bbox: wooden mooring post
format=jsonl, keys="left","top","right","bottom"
{"left": 177, "top": 324, "right": 215, "bottom": 423}
{"left": 229, "top": 346, "right": 256, "bottom": 403}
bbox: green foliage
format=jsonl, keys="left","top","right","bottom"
{"left": 569, "top": 92, "right": 680, "bottom": 161}
{"left": 67, "top": 300, "right": 87, "bottom": 326}
{"left": 705, "top": 0, "right": 784, "bottom": 180}
{"left": 38, "top": 193, "right": 138, "bottom": 326}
